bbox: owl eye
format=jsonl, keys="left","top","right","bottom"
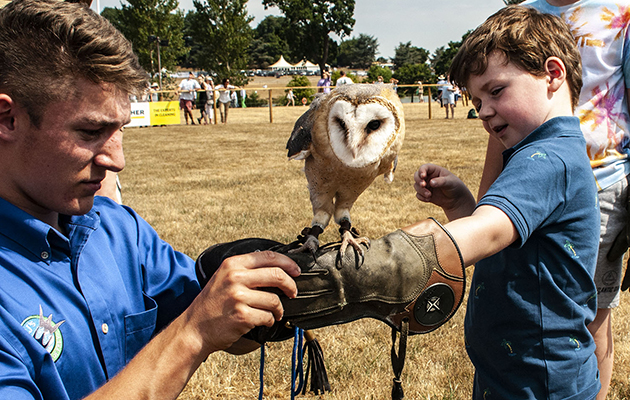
{"left": 335, "top": 117, "right": 348, "bottom": 132}
{"left": 366, "top": 119, "right": 381, "bottom": 133}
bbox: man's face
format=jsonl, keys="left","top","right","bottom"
{"left": 467, "top": 52, "right": 552, "bottom": 149}
{"left": 7, "top": 79, "right": 129, "bottom": 222}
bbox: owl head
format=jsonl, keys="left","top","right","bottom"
{"left": 320, "top": 84, "right": 404, "bottom": 168}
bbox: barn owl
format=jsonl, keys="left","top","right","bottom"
{"left": 286, "top": 83, "right": 405, "bottom": 262}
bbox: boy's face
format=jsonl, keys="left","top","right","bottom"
{"left": 467, "top": 52, "right": 555, "bottom": 149}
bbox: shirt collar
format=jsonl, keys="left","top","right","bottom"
{"left": 502, "top": 116, "right": 581, "bottom": 167}
{"left": 0, "top": 197, "right": 100, "bottom": 263}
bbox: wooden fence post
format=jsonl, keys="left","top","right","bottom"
{"left": 268, "top": 89, "right": 273, "bottom": 123}
{"left": 213, "top": 90, "right": 218, "bottom": 124}
{"left": 428, "top": 87, "right": 432, "bottom": 120}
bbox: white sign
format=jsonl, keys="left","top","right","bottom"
{"left": 127, "top": 102, "right": 151, "bottom": 127}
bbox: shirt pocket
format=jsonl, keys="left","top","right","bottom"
{"left": 124, "top": 293, "right": 157, "bottom": 363}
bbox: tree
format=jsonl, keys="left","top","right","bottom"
{"left": 366, "top": 65, "right": 392, "bottom": 83}
{"left": 187, "top": 0, "right": 253, "bottom": 86}
{"left": 249, "top": 16, "right": 291, "bottom": 69}
{"left": 103, "top": 0, "right": 187, "bottom": 76}
{"left": 430, "top": 31, "right": 471, "bottom": 78}
{"left": 285, "top": 75, "right": 315, "bottom": 105}
{"left": 336, "top": 34, "right": 378, "bottom": 69}
{"left": 393, "top": 63, "right": 432, "bottom": 97}
{"left": 262, "top": 0, "right": 356, "bottom": 72}
{"left": 392, "top": 42, "right": 429, "bottom": 70}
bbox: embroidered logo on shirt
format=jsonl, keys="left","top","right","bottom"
{"left": 564, "top": 239, "right": 580, "bottom": 259}
{"left": 21, "top": 305, "right": 65, "bottom": 362}
{"left": 501, "top": 339, "right": 516, "bottom": 356}
{"left": 529, "top": 151, "right": 547, "bottom": 160}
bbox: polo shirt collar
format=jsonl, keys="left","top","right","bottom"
{"left": 0, "top": 197, "right": 100, "bottom": 264}
{"left": 502, "top": 116, "right": 581, "bottom": 167}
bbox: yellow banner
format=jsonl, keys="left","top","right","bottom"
{"left": 150, "top": 101, "right": 180, "bottom": 125}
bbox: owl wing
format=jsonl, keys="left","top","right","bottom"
{"left": 286, "top": 96, "right": 324, "bottom": 160}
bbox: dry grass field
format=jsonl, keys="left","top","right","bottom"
{"left": 120, "top": 101, "right": 630, "bottom": 399}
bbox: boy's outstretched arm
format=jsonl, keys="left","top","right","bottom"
{"left": 403, "top": 205, "right": 518, "bottom": 266}
{"left": 414, "top": 163, "right": 477, "bottom": 220}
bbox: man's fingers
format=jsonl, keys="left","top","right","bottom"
{"left": 220, "top": 252, "right": 299, "bottom": 299}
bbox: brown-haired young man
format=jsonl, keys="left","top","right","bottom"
{"left": 0, "top": 1, "right": 299, "bottom": 399}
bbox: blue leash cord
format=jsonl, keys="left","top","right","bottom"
{"left": 258, "top": 327, "right": 305, "bottom": 400}
{"left": 291, "top": 327, "right": 305, "bottom": 399}
{"left": 258, "top": 344, "right": 265, "bottom": 400}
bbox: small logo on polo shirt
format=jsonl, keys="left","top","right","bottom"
{"left": 21, "top": 305, "right": 65, "bottom": 362}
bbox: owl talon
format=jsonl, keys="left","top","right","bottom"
{"left": 337, "top": 231, "right": 370, "bottom": 268}
{"left": 288, "top": 234, "right": 320, "bottom": 258}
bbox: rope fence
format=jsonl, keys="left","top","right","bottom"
{"left": 142, "top": 83, "right": 470, "bottom": 125}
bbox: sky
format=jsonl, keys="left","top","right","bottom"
{"left": 91, "top": 0, "right": 507, "bottom": 59}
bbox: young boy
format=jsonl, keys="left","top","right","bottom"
{"left": 413, "top": 6, "right": 601, "bottom": 398}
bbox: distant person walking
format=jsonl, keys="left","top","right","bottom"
{"left": 286, "top": 88, "right": 296, "bottom": 106}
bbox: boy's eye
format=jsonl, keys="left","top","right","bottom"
{"left": 490, "top": 87, "right": 503, "bottom": 96}
{"left": 474, "top": 101, "right": 482, "bottom": 112}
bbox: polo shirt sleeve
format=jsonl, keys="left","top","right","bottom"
{"left": 478, "top": 146, "right": 567, "bottom": 248}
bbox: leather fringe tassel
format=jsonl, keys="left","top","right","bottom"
{"left": 302, "top": 329, "right": 331, "bottom": 395}
{"left": 390, "top": 319, "right": 409, "bottom": 400}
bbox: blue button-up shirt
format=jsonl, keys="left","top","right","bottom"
{"left": 0, "top": 196, "right": 200, "bottom": 399}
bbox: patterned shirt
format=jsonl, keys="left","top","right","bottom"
{"left": 525, "top": 0, "right": 630, "bottom": 190}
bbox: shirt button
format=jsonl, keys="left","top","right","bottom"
{"left": 41, "top": 251, "right": 49, "bottom": 260}
{"left": 102, "top": 323, "right": 109, "bottom": 334}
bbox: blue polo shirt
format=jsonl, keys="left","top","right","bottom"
{"left": 466, "top": 117, "right": 601, "bottom": 399}
{"left": 0, "top": 196, "right": 200, "bottom": 400}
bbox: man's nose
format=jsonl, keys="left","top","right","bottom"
{"left": 94, "top": 129, "right": 125, "bottom": 172}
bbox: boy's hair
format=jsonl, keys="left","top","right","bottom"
{"left": 449, "top": 6, "right": 582, "bottom": 110}
{"left": 0, "top": 0, "right": 148, "bottom": 126}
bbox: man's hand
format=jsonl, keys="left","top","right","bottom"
{"left": 186, "top": 251, "right": 300, "bottom": 354}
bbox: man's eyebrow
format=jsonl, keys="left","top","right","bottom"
{"left": 75, "top": 117, "right": 131, "bottom": 128}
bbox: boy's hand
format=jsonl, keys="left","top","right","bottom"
{"left": 414, "top": 163, "right": 476, "bottom": 220}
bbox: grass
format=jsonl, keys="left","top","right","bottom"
{"left": 119, "top": 101, "right": 630, "bottom": 399}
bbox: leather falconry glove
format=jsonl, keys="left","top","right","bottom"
{"left": 196, "top": 218, "right": 466, "bottom": 341}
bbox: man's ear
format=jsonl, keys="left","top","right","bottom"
{"left": 0, "top": 94, "right": 17, "bottom": 142}
{"left": 545, "top": 57, "right": 567, "bottom": 93}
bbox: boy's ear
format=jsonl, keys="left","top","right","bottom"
{"left": 545, "top": 57, "right": 567, "bottom": 93}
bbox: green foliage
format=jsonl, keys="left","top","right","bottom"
{"left": 366, "top": 65, "right": 392, "bottom": 83}
{"left": 244, "top": 91, "right": 268, "bottom": 107}
{"left": 430, "top": 31, "right": 471, "bottom": 78}
{"left": 392, "top": 42, "right": 429, "bottom": 70}
{"left": 263, "top": 0, "right": 356, "bottom": 71}
{"left": 249, "top": 16, "right": 292, "bottom": 69}
{"left": 103, "top": 0, "right": 187, "bottom": 75}
{"left": 286, "top": 75, "right": 315, "bottom": 105}
{"left": 336, "top": 34, "right": 378, "bottom": 69}
{"left": 393, "top": 63, "right": 433, "bottom": 96}
{"left": 187, "top": 0, "right": 253, "bottom": 86}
